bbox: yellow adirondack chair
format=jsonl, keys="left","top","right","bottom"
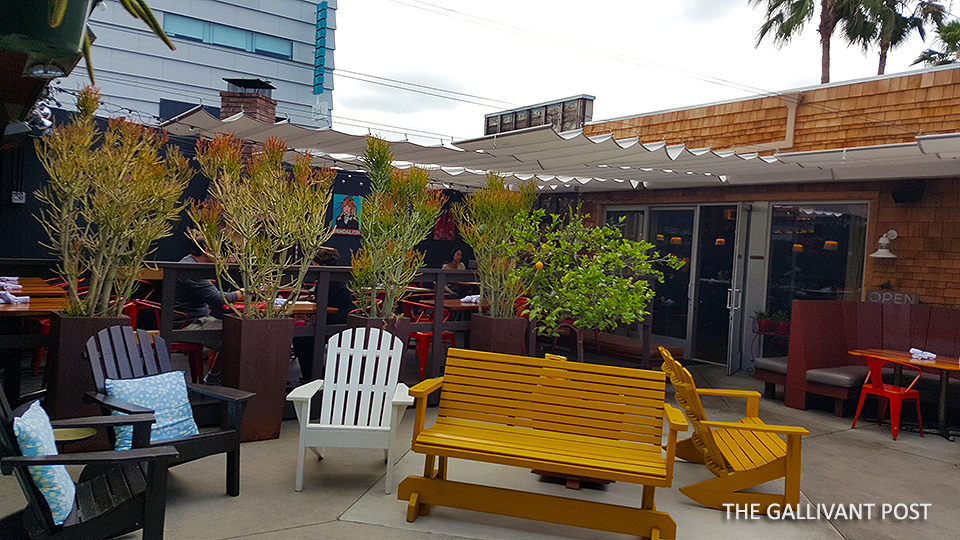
{"left": 659, "top": 347, "right": 808, "bottom": 514}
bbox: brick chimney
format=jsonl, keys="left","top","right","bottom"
{"left": 220, "top": 78, "right": 277, "bottom": 123}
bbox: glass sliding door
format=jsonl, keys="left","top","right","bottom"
{"left": 766, "top": 203, "right": 868, "bottom": 317}
{"left": 648, "top": 209, "right": 695, "bottom": 351}
{"left": 692, "top": 205, "right": 743, "bottom": 365}
{"left": 605, "top": 209, "right": 644, "bottom": 241}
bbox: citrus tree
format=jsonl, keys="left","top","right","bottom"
{"left": 510, "top": 208, "right": 684, "bottom": 362}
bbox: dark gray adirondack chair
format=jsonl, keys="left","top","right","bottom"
{"left": 84, "top": 325, "right": 254, "bottom": 496}
{"left": 0, "top": 392, "right": 178, "bottom": 540}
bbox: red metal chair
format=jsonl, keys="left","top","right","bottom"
{"left": 400, "top": 299, "right": 455, "bottom": 379}
{"left": 851, "top": 355, "right": 923, "bottom": 440}
{"left": 122, "top": 299, "right": 211, "bottom": 383}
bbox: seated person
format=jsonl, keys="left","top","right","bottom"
{"left": 174, "top": 238, "right": 243, "bottom": 384}
{"left": 441, "top": 247, "right": 466, "bottom": 270}
{"left": 292, "top": 247, "right": 353, "bottom": 381}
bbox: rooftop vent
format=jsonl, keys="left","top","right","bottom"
{"left": 223, "top": 78, "right": 275, "bottom": 99}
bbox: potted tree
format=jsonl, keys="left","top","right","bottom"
{"left": 33, "top": 86, "right": 191, "bottom": 419}
{"left": 510, "top": 208, "right": 684, "bottom": 363}
{"left": 453, "top": 173, "right": 536, "bottom": 355}
{"left": 347, "top": 136, "right": 445, "bottom": 339}
{"left": 189, "top": 133, "right": 336, "bottom": 441}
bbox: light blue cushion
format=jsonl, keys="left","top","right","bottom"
{"left": 105, "top": 371, "right": 199, "bottom": 451}
{"left": 13, "top": 401, "right": 76, "bottom": 525}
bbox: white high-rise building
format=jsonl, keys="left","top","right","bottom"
{"left": 57, "top": 0, "right": 335, "bottom": 127}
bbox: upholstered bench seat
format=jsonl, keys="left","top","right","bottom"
{"left": 754, "top": 356, "right": 788, "bottom": 374}
{"left": 753, "top": 356, "right": 789, "bottom": 399}
{"left": 800, "top": 365, "right": 870, "bottom": 417}
{"left": 805, "top": 365, "right": 869, "bottom": 387}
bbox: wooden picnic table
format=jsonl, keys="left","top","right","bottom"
{"left": 3, "top": 277, "right": 67, "bottom": 298}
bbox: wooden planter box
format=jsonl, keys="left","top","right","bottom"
{"left": 470, "top": 314, "right": 529, "bottom": 356}
{"left": 45, "top": 313, "right": 128, "bottom": 420}
{"left": 220, "top": 315, "right": 295, "bottom": 442}
{"left": 346, "top": 314, "right": 410, "bottom": 346}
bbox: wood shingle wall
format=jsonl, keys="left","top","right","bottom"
{"left": 584, "top": 66, "right": 960, "bottom": 153}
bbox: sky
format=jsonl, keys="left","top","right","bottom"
{"left": 332, "top": 0, "right": 956, "bottom": 146}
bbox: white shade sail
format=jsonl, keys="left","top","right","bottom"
{"left": 162, "top": 107, "right": 960, "bottom": 192}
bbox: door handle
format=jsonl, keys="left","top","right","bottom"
{"left": 726, "top": 289, "right": 732, "bottom": 309}
{"left": 733, "top": 288, "right": 742, "bottom": 310}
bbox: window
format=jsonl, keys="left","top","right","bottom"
{"left": 163, "top": 13, "right": 293, "bottom": 60}
{"left": 766, "top": 203, "right": 868, "bottom": 317}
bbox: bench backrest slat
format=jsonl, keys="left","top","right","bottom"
{"left": 87, "top": 325, "right": 174, "bottom": 392}
{"left": 439, "top": 349, "right": 665, "bottom": 445}
{"left": 319, "top": 328, "right": 403, "bottom": 428}
{"left": 659, "top": 347, "right": 728, "bottom": 476}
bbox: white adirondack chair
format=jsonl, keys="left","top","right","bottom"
{"left": 286, "top": 327, "right": 414, "bottom": 493}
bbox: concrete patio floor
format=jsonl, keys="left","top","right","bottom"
{"left": 2, "top": 348, "right": 958, "bottom": 540}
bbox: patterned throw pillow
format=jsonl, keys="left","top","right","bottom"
{"left": 105, "top": 371, "right": 199, "bottom": 451}
{"left": 13, "top": 401, "right": 76, "bottom": 525}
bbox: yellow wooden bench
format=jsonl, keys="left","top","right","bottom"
{"left": 398, "top": 348, "right": 688, "bottom": 540}
{"left": 659, "top": 347, "right": 809, "bottom": 514}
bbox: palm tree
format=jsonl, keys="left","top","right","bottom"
{"left": 861, "top": 1, "right": 945, "bottom": 74}
{"left": 913, "top": 18, "right": 960, "bottom": 65}
{"left": 751, "top": 0, "right": 858, "bottom": 84}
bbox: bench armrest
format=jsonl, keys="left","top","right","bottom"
{"left": 186, "top": 382, "right": 255, "bottom": 403}
{"left": 2, "top": 446, "right": 179, "bottom": 474}
{"left": 408, "top": 377, "right": 443, "bottom": 398}
{"left": 696, "top": 389, "right": 761, "bottom": 417}
{"left": 85, "top": 391, "right": 153, "bottom": 415}
{"left": 50, "top": 413, "right": 156, "bottom": 430}
{"left": 286, "top": 379, "right": 324, "bottom": 403}
{"left": 393, "top": 383, "right": 414, "bottom": 407}
{"left": 661, "top": 403, "right": 688, "bottom": 486}
{"left": 410, "top": 377, "right": 444, "bottom": 442}
{"left": 663, "top": 403, "right": 688, "bottom": 432}
{"left": 700, "top": 420, "right": 810, "bottom": 436}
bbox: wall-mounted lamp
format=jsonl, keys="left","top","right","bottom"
{"left": 869, "top": 230, "right": 898, "bottom": 258}
{"left": 715, "top": 238, "right": 726, "bottom": 246}
{"left": 670, "top": 236, "right": 682, "bottom": 245}
{"left": 792, "top": 243, "right": 804, "bottom": 253}
{"left": 823, "top": 240, "right": 838, "bottom": 251}
{"left": 656, "top": 234, "right": 664, "bottom": 242}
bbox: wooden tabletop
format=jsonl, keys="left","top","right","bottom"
{"left": 421, "top": 298, "right": 483, "bottom": 311}
{"left": 0, "top": 297, "right": 69, "bottom": 315}
{"left": 232, "top": 301, "right": 336, "bottom": 315}
{"left": 3, "top": 277, "right": 67, "bottom": 298}
{"left": 849, "top": 349, "right": 960, "bottom": 372}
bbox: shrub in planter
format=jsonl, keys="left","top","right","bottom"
{"left": 189, "top": 133, "right": 336, "bottom": 441}
{"left": 453, "top": 174, "right": 536, "bottom": 354}
{"left": 33, "top": 85, "right": 190, "bottom": 418}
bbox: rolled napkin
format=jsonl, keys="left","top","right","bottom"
{"left": 909, "top": 348, "right": 937, "bottom": 360}
{"left": 0, "top": 291, "right": 29, "bottom": 304}
{"left": 460, "top": 294, "right": 481, "bottom": 304}
{"left": 0, "top": 283, "right": 23, "bottom": 291}
{"left": 0, "top": 276, "right": 18, "bottom": 283}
